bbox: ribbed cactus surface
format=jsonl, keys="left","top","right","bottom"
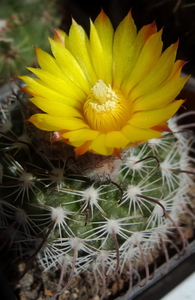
{"left": 0, "top": 85, "right": 194, "bottom": 299}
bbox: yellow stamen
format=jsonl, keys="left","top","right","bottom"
{"left": 84, "top": 80, "right": 131, "bottom": 133}
{"left": 91, "top": 80, "right": 118, "bottom": 105}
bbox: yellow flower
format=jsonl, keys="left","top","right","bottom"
{"left": 19, "top": 11, "right": 189, "bottom": 157}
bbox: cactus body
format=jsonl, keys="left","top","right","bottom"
{"left": 0, "top": 85, "right": 194, "bottom": 299}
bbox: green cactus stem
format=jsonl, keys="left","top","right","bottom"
{"left": 0, "top": 82, "right": 195, "bottom": 299}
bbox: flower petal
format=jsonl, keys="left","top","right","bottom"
{"left": 74, "top": 141, "right": 92, "bottom": 157}
{"left": 132, "top": 76, "right": 189, "bottom": 111}
{"left": 89, "top": 11, "right": 114, "bottom": 84}
{"left": 136, "top": 21, "right": 157, "bottom": 45}
{"left": 49, "top": 38, "right": 91, "bottom": 93}
{"left": 105, "top": 131, "right": 129, "bottom": 148}
{"left": 121, "top": 22, "right": 158, "bottom": 96}
{"left": 68, "top": 19, "right": 98, "bottom": 85}
{"left": 123, "top": 29, "right": 163, "bottom": 96}
{"left": 28, "top": 114, "right": 88, "bottom": 131}
{"left": 53, "top": 28, "right": 66, "bottom": 45}
{"left": 166, "top": 59, "right": 187, "bottom": 81}
{"left": 30, "top": 97, "right": 82, "bottom": 118}
{"left": 27, "top": 67, "right": 86, "bottom": 100}
{"left": 89, "top": 134, "right": 113, "bottom": 155}
{"left": 20, "top": 76, "right": 82, "bottom": 109}
{"left": 122, "top": 124, "right": 162, "bottom": 142}
{"left": 62, "top": 128, "right": 99, "bottom": 145}
{"left": 128, "top": 42, "right": 179, "bottom": 99}
{"left": 34, "top": 47, "right": 64, "bottom": 78}
{"left": 130, "top": 99, "right": 185, "bottom": 128}
{"left": 113, "top": 11, "right": 137, "bottom": 89}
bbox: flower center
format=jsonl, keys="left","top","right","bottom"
{"left": 83, "top": 80, "right": 131, "bottom": 133}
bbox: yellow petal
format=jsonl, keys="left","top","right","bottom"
{"left": 122, "top": 124, "right": 162, "bottom": 142}
{"left": 20, "top": 76, "right": 82, "bottom": 109}
{"left": 133, "top": 76, "right": 189, "bottom": 111}
{"left": 89, "top": 20, "right": 112, "bottom": 84}
{"left": 105, "top": 131, "right": 129, "bottom": 148}
{"left": 135, "top": 21, "right": 157, "bottom": 46}
{"left": 34, "top": 47, "right": 64, "bottom": 77}
{"left": 49, "top": 38, "right": 91, "bottom": 93}
{"left": 30, "top": 97, "right": 82, "bottom": 118}
{"left": 53, "top": 28, "right": 67, "bottom": 45}
{"left": 129, "top": 99, "right": 185, "bottom": 128}
{"left": 121, "top": 22, "right": 158, "bottom": 94}
{"left": 62, "top": 128, "right": 99, "bottom": 144}
{"left": 124, "top": 29, "right": 163, "bottom": 96}
{"left": 27, "top": 67, "right": 86, "bottom": 100}
{"left": 128, "top": 42, "right": 179, "bottom": 99}
{"left": 20, "top": 86, "right": 37, "bottom": 96}
{"left": 113, "top": 11, "right": 137, "bottom": 89}
{"left": 93, "top": 10, "right": 114, "bottom": 84}
{"left": 89, "top": 21, "right": 104, "bottom": 83}
{"left": 28, "top": 114, "right": 88, "bottom": 131}
{"left": 166, "top": 59, "right": 187, "bottom": 81}
{"left": 68, "top": 19, "right": 98, "bottom": 85}
{"left": 28, "top": 114, "right": 61, "bottom": 131}
{"left": 89, "top": 134, "right": 113, "bottom": 155}
{"left": 74, "top": 141, "right": 93, "bottom": 156}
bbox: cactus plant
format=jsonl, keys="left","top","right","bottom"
{"left": 0, "top": 10, "right": 195, "bottom": 300}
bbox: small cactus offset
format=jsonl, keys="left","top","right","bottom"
{"left": 0, "top": 10, "right": 195, "bottom": 300}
